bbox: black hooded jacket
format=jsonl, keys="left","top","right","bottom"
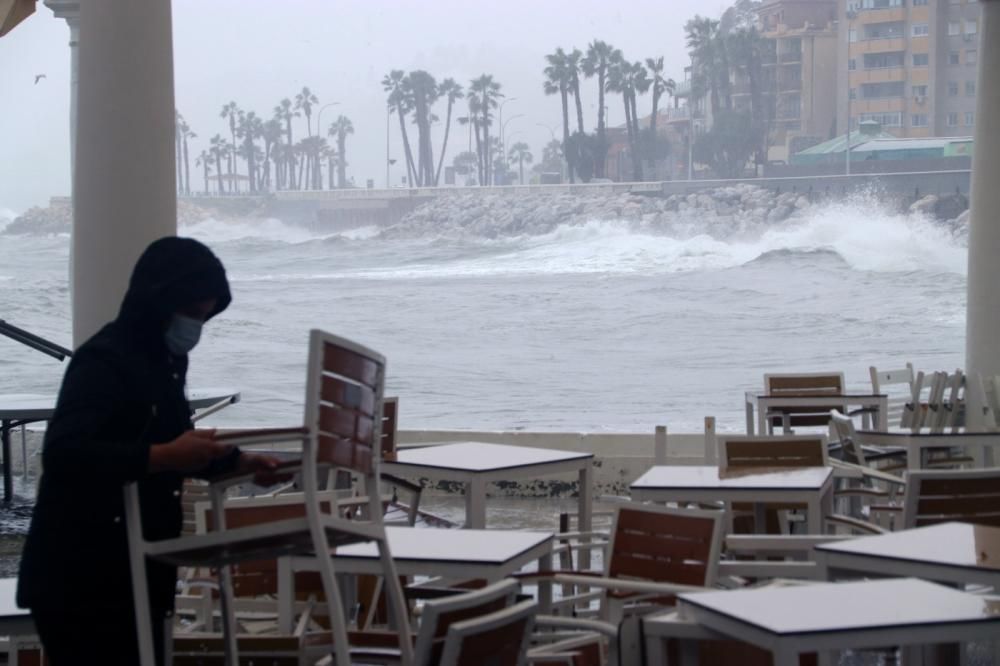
{"left": 18, "top": 237, "right": 236, "bottom": 613}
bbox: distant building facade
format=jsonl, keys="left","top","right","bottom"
{"left": 838, "top": 0, "right": 981, "bottom": 139}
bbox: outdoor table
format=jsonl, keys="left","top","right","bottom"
{"left": 629, "top": 465, "right": 834, "bottom": 534}
{"left": 815, "top": 522, "right": 1000, "bottom": 589}
{"left": 0, "top": 387, "right": 240, "bottom": 503}
{"left": 0, "top": 578, "right": 34, "bottom": 636}
{"left": 856, "top": 429, "right": 1000, "bottom": 470}
{"left": 380, "top": 441, "right": 594, "bottom": 532}
{"left": 677, "top": 578, "right": 1000, "bottom": 666}
{"left": 744, "top": 392, "right": 888, "bottom": 435}
{"left": 277, "top": 526, "right": 554, "bottom": 632}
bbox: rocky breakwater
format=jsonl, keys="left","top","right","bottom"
{"left": 380, "top": 184, "right": 822, "bottom": 241}
{"left": 1, "top": 197, "right": 265, "bottom": 235}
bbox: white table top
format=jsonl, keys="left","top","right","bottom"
{"left": 859, "top": 429, "right": 1000, "bottom": 441}
{"left": 387, "top": 441, "right": 592, "bottom": 473}
{"left": 0, "top": 387, "right": 239, "bottom": 421}
{"left": 679, "top": 578, "right": 1000, "bottom": 636}
{"left": 749, "top": 393, "right": 886, "bottom": 400}
{"left": 332, "top": 526, "right": 552, "bottom": 565}
{"left": 816, "top": 522, "right": 1000, "bottom": 574}
{"left": 631, "top": 465, "right": 832, "bottom": 491}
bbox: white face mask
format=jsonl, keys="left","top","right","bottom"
{"left": 164, "top": 314, "right": 203, "bottom": 355}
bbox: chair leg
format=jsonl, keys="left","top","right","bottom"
{"left": 125, "top": 484, "right": 159, "bottom": 666}
{"left": 217, "top": 564, "right": 240, "bottom": 666}
{"left": 311, "top": 530, "right": 352, "bottom": 666}
{"left": 376, "top": 538, "right": 415, "bottom": 664}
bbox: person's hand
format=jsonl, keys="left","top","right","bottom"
{"left": 148, "top": 429, "right": 232, "bottom": 473}
{"left": 238, "top": 453, "right": 291, "bottom": 487}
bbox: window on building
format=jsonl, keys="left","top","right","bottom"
{"left": 861, "top": 81, "right": 905, "bottom": 99}
{"left": 865, "top": 52, "right": 904, "bottom": 68}
{"left": 966, "top": 80, "right": 976, "bottom": 96}
{"left": 949, "top": 81, "right": 959, "bottom": 96}
{"left": 913, "top": 0, "right": 928, "bottom": 4}
{"left": 864, "top": 22, "right": 905, "bottom": 40}
{"left": 966, "top": 112, "right": 975, "bottom": 126}
{"left": 949, "top": 51, "right": 961, "bottom": 65}
{"left": 911, "top": 24, "right": 929, "bottom": 37}
{"left": 859, "top": 112, "right": 902, "bottom": 127}
{"left": 849, "top": 58, "right": 856, "bottom": 70}
{"left": 948, "top": 112, "right": 959, "bottom": 126}
{"left": 966, "top": 49, "right": 978, "bottom": 65}
{"left": 912, "top": 85, "right": 928, "bottom": 97}
{"left": 912, "top": 53, "right": 929, "bottom": 66}
{"left": 965, "top": 19, "right": 978, "bottom": 34}
{"left": 949, "top": 21, "right": 961, "bottom": 35}
{"left": 849, "top": 28, "right": 858, "bottom": 43}
{"left": 911, "top": 114, "right": 929, "bottom": 127}
{"left": 861, "top": 0, "right": 902, "bottom": 7}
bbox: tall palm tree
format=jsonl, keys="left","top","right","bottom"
{"left": 209, "top": 134, "right": 226, "bottom": 194}
{"left": 435, "top": 78, "right": 464, "bottom": 186}
{"left": 406, "top": 70, "right": 439, "bottom": 187}
{"left": 726, "top": 27, "right": 768, "bottom": 169}
{"left": 195, "top": 149, "right": 211, "bottom": 194}
{"left": 274, "top": 98, "right": 299, "bottom": 189}
{"left": 567, "top": 48, "right": 585, "bottom": 135}
{"left": 645, "top": 56, "right": 675, "bottom": 174}
{"left": 508, "top": 141, "right": 533, "bottom": 184}
{"left": 582, "top": 40, "right": 618, "bottom": 178}
{"left": 260, "top": 118, "right": 282, "bottom": 191}
{"left": 629, "top": 60, "right": 650, "bottom": 180}
{"left": 468, "top": 74, "right": 502, "bottom": 186}
{"left": 294, "top": 86, "right": 319, "bottom": 137}
{"left": 237, "top": 111, "right": 262, "bottom": 193}
{"left": 324, "top": 144, "right": 338, "bottom": 190}
{"left": 544, "top": 48, "right": 574, "bottom": 183}
{"left": 685, "top": 17, "right": 724, "bottom": 116}
{"left": 608, "top": 54, "right": 648, "bottom": 181}
{"left": 181, "top": 122, "right": 195, "bottom": 196}
{"left": 382, "top": 70, "right": 418, "bottom": 187}
{"left": 328, "top": 115, "right": 354, "bottom": 188}
{"left": 220, "top": 102, "right": 241, "bottom": 192}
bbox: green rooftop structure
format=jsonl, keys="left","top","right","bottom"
{"left": 791, "top": 122, "right": 973, "bottom": 166}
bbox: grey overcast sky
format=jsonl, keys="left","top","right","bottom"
{"left": 0, "top": 0, "right": 723, "bottom": 214}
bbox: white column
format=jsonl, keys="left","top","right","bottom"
{"left": 71, "top": 0, "right": 177, "bottom": 346}
{"left": 43, "top": 1, "right": 80, "bottom": 176}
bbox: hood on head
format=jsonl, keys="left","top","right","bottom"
{"left": 117, "top": 236, "right": 231, "bottom": 334}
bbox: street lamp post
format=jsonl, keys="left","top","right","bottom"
{"left": 845, "top": 9, "right": 857, "bottom": 176}
{"left": 386, "top": 106, "right": 392, "bottom": 189}
{"left": 314, "top": 102, "right": 340, "bottom": 190}
{"left": 497, "top": 98, "right": 518, "bottom": 183}
{"left": 501, "top": 114, "right": 524, "bottom": 166}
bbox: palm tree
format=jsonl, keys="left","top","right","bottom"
{"left": 508, "top": 141, "right": 533, "bottom": 184}
{"left": 181, "top": 122, "right": 195, "bottom": 196}
{"left": 195, "top": 149, "right": 211, "bottom": 194}
{"left": 435, "top": 78, "right": 464, "bottom": 186}
{"left": 406, "top": 70, "right": 439, "bottom": 187}
{"left": 220, "top": 102, "right": 241, "bottom": 192}
{"left": 645, "top": 56, "right": 675, "bottom": 174}
{"left": 274, "top": 98, "right": 299, "bottom": 189}
{"left": 608, "top": 55, "right": 648, "bottom": 181}
{"left": 324, "top": 144, "right": 338, "bottom": 189}
{"left": 382, "top": 70, "right": 418, "bottom": 187}
{"left": 630, "top": 60, "right": 650, "bottom": 180}
{"left": 582, "top": 40, "right": 618, "bottom": 178}
{"left": 544, "top": 48, "right": 574, "bottom": 183}
{"left": 237, "top": 111, "right": 262, "bottom": 193}
{"left": 468, "top": 74, "right": 502, "bottom": 186}
{"left": 209, "top": 134, "right": 226, "bottom": 194}
{"left": 726, "top": 27, "right": 768, "bottom": 169}
{"left": 686, "top": 17, "right": 724, "bottom": 116}
{"left": 260, "top": 118, "right": 282, "bottom": 191}
{"left": 567, "top": 49, "right": 585, "bottom": 135}
{"left": 294, "top": 86, "right": 319, "bottom": 136}
{"left": 328, "top": 115, "right": 354, "bottom": 188}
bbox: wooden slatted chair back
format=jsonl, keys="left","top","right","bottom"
{"left": 870, "top": 364, "right": 916, "bottom": 429}
{"left": 904, "top": 468, "right": 1000, "bottom": 528}
{"left": 606, "top": 505, "right": 722, "bottom": 589}
{"left": 763, "top": 372, "right": 846, "bottom": 430}
{"left": 438, "top": 599, "right": 538, "bottom": 666}
{"left": 719, "top": 435, "right": 828, "bottom": 471}
{"left": 413, "top": 579, "right": 519, "bottom": 666}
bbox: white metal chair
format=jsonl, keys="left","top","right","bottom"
{"left": 125, "top": 330, "right": 414, "bottom": 666}
{"left": 869, "top": 363, "right": 917, "bottom": 429}
{"left": 762, "top": 372, "right": 846, "bottom": 434}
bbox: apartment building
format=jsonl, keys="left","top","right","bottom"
{"left": 756, "top": 0, "right": 840, "bottom": 162}
{"left": 837, "top": 0, "right": 981, "bottom": 139}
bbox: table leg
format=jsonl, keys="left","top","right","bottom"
{"left": 277, "top": 557, "right": 293, "bottom": 634}
{"left": 746, "top": 397, "right": 756, "bottom": 435}
{"left": 877, "top": 398, "right": 889, "bottom": 431}
{"left": 816, "top": 485, "right": 834, "bottom": 535}
{"left": 908, "top": 442, "right": 920, "bottom": 472}
{"left": 465, "top": 478, "right": 486, "bottom": 529}
{"left": 538, "top": 552, "right": 553, "bottom": 614}
{"left": 578, "top": 464, "right": 594, "bottom": 571}
{"left": 1, "top": 420, "right": 11, "bottom": 503}
{"left": 773, "top": 646, "right": 799, "bottom": 666}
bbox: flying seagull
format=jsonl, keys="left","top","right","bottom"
{"left": 34, "top": 74, "right": 46, "bottom": 84}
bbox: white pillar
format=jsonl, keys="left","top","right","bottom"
{"left": 965, "top": 0, "right": 1000, "bottom": 427}
{"left": 44, "top": 0, "right": 80, "bottom": 177}
{"left": 72, "top": 0, "right": 177, "bottom": 346}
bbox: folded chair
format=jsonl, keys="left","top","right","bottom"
{"left": 125, "top": 329, "right": 414, "bottom": 666}
{"left": 762, "top": 372, "right": 845, "bottom": 434}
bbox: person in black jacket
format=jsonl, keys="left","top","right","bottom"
{"left": 17, "top": 236, "right": 281, "bottom": 665}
